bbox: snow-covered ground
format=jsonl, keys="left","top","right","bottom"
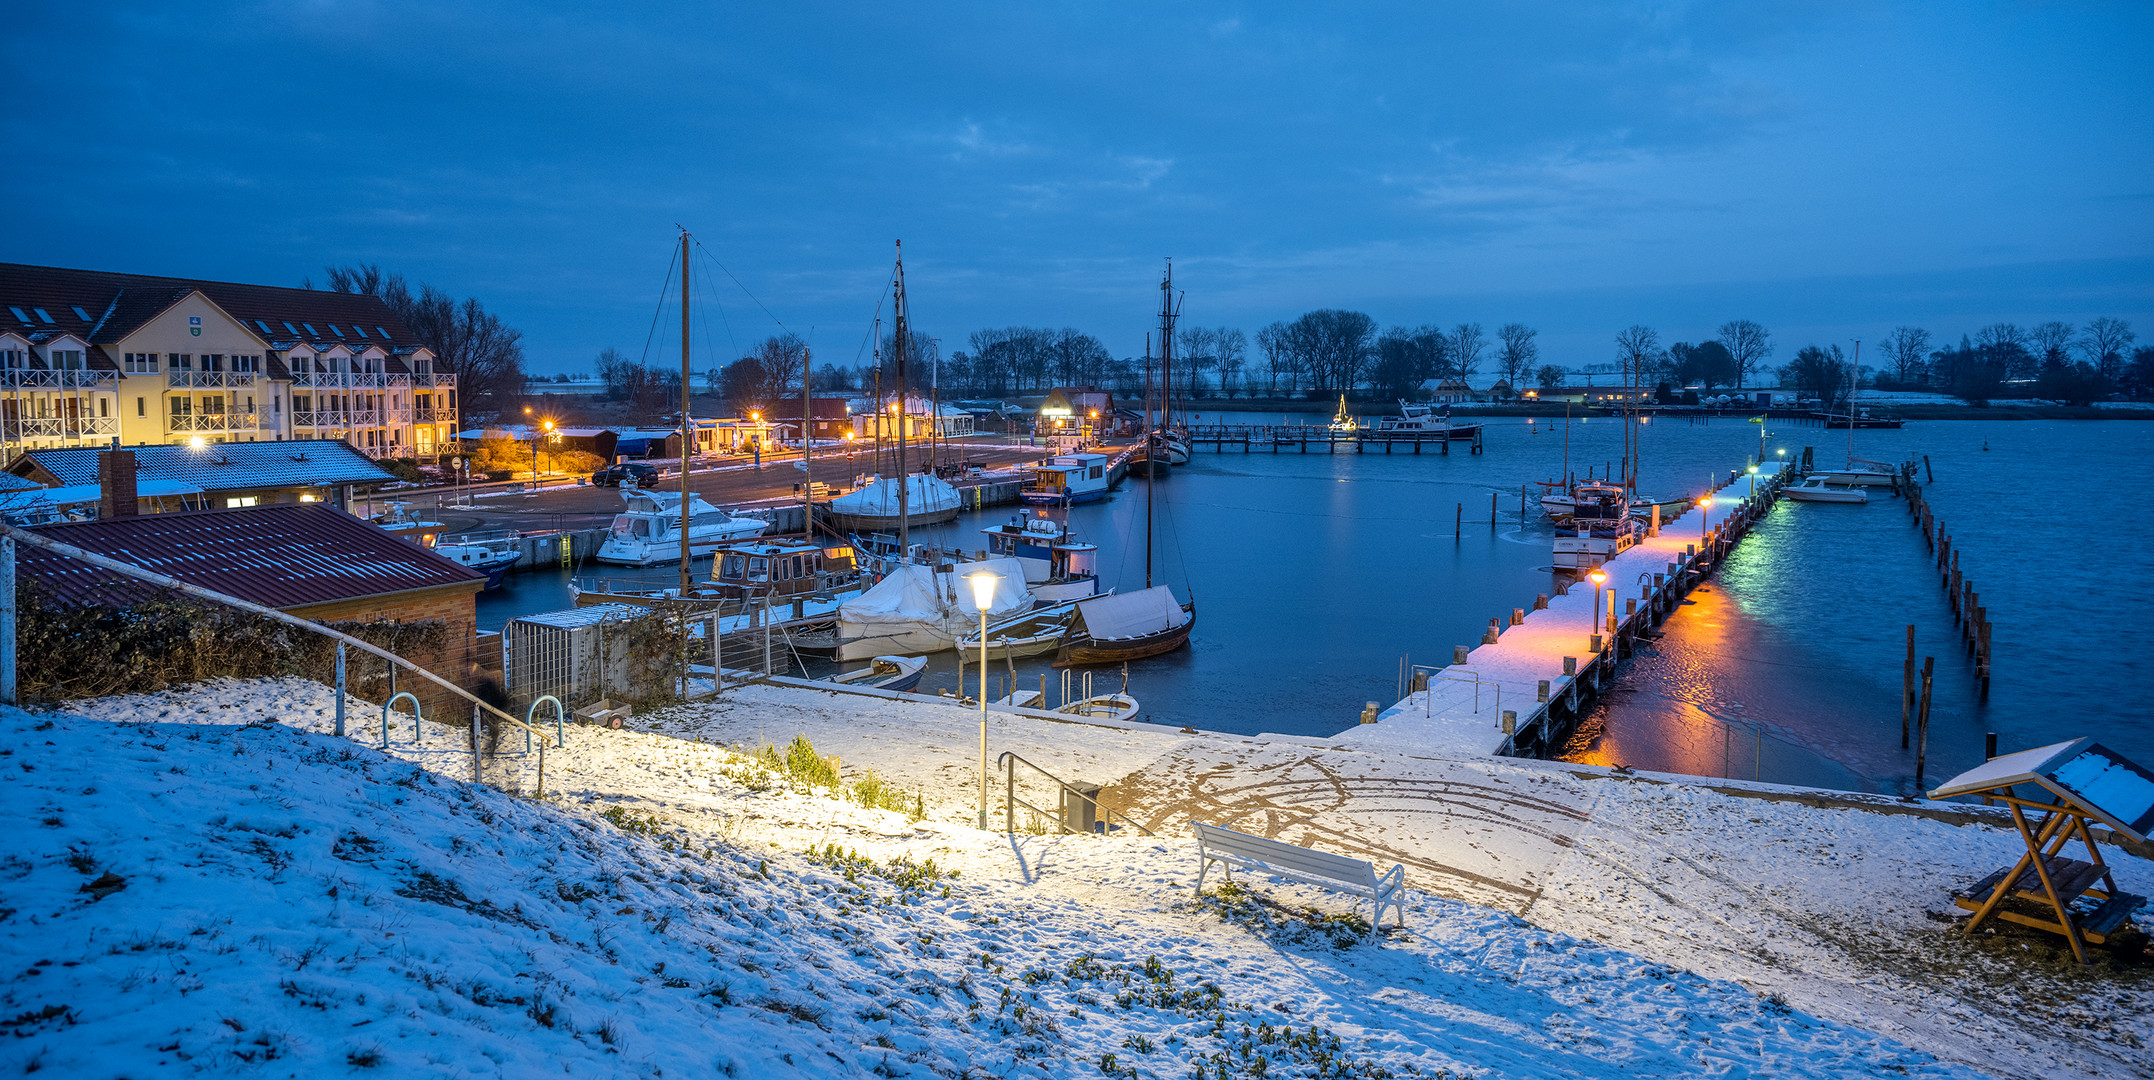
{"left": 3, "top": 677, "right": 2145, "bottom": 1077}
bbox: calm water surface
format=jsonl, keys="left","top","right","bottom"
{"left": 477, "top": 414, "right": 2154, "bottom": 794}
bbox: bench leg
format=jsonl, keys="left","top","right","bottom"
{"left": 1195, "top": 854, "right": 1212, "bottom": 895}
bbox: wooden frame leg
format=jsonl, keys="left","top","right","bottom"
{"left": 2010, "top": 803, "right": 2087, "bottom": 964}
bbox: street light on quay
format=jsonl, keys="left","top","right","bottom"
{"left": 1747, "top": 464, "right": 1758, "bottom": 498}
{"left": 965, "top": 569, "right": 1001, "bottom": 831}
{"left": 1699, "top": 496, "right": 1714, "bottom": 541}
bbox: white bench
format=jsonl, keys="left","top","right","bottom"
{"left": 1191, "top": 821, "right": 1406, "bottom": 935}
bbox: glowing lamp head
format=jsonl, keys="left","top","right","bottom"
{"left": 523, "top": 406, "right": 532, "bottom": 415}
{"left": 843, "top": 430, "right": 856, "bottom": 442}
{"left": 1777, "top": 448, "right": 1786, "bottom": 457}
{"left": 1747, "top": 465, "right": 1758, "bottom": 474}
{"left": 749, "top": 411, "right": 760, "bottom": 421}
{"left": 965, "top": 570, "right": 1001, "bottom": 612}
{"left": 1588, "top": 570, "right": 1607, "bottom": 587}
{"left": 541, "top": 419, "right": 555, "bottom": 432}
{"left": 188, "top": 435, "right": 206, "bottom": 450}
{"left": 1699, "top": 497, "right": 1714, "bottom": 509}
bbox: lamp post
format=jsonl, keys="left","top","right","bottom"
{"left": 1699, "top": 496, "right": 1713, "bottom": 540}
{"left": 1747, "top": 464, "right": 1758, "bottom": 499}
{"left": 1588, "top": 568, "right": 1606, "bottom": 651}
{"left": 965, "top": 570, "right": 1001, "bottom": 830}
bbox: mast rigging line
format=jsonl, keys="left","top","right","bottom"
{"left": 636, "top": 245, "right": 682, "bottom": 370}
{"left": 689, "top": 237, "right": 797, "bottom": 337}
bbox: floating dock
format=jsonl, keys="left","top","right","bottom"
{"left": 1352, "top": 460, "right": 1795, "bottom": 758}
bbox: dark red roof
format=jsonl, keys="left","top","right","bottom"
{"left": 18, "top": 503, "right": 483, "bottom": 610}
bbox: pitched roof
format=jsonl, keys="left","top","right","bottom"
{"left": 8, "top": 439, "right": 394, "bottom": 493}
{"left": 17, "top": 502, "right": 483, "bottom": 609}
{"left": 0, "top": 262, "right": 445, "bottom": 373}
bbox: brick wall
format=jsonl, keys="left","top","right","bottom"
{"left": 287, "top": 582, "right": 485, "bottom": 718}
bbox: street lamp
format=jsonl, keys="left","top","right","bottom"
{"left": 1747, "top": 464, "right": 1758, "bottom": 499}
{"left": 1699, "top": 496, "right": 1714, "bottom": 540}
{"left": 965, "top": 569, "right": 1001, "bottom": 831}
{"left": 1588, "top": 568, "right": 1607, "bottom": 651}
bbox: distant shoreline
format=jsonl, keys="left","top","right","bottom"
{"left": 1166, "top": 397, "right": 2154, "bottom": 421}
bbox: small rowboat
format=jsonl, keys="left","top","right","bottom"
{"left": 1056, "top": 693, "right": 1138, "bottom": 723}
{"left": 824, "top": 655, "right": 927, "bottom": 693}
{"left": 958, "top": 600, "right": 1084, "bottom": 661}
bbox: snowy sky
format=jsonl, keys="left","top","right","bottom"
{"left": 4, "top": 1, "right": 2149, "bottom": 375}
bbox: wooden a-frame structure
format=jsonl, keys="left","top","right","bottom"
{"left": 1931, "top": 737, "right": 2151, "bottom": 964}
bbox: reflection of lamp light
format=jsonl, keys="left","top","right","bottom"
{"left": 966, "top": 570, "right": 1001, "bottom": 831}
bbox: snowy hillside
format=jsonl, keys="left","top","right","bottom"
{"left": 0, "top": 680, "right": 2023, "bottom": 1077}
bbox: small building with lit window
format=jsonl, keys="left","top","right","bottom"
{"left": 1035, "top": 387, "right": 1113, "bottom": 437}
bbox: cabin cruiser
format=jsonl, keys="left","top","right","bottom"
{"left": 1553, "top": 483, "right": 1644, "bottom": 572}
{"left": 835, "top": 556, "right": 1033, "bottom": 660}
{"left": 979, "top": 510, "right": 1100, "bottom": 602}
{"left": 1021, "top": 452, "right": 1111, "bottom": 506}
{"left": 1373, "top": 400, "right": 1480, "bottom": 440}
{"left": 432, "top": 530, "right": 522, "bottom": 590}
{"left": 593, "top": 488, "right": 770, "bottom": 566}
{"left": 1786, "top": 477, "right": 1869, "bottom": 504}
{"left": 823, "top": 473, "right": 963, "bottom": 531}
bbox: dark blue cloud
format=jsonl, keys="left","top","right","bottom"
{"left": 3, "top": 1, "right": 2147, "bottom": 373}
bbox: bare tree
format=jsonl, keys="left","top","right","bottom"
{"left": 324, "top": 262, "right": 527, "bottom": 422}
{"left": 2078, "top": 317, "right": 2136, "bottom": 380}
{"left": 1880, "top": 327, "right": 1931, "bottom": 386}
{"left": 1495, "top": 323, "right": 1538, "bottom": 388}
{"left": 1256, "top": 321, "right": 1293, "bottom": 396}
{"left": 1213, "top": 328, "right": 1247, "bottom": 398}
{"left": 1975, "top": 323, "right": 2035, "bottom": 379}
{"left": 1450, "top": 323, "right": 1487, "bottom": 383}
{"left": 1613, "top": 325, "right": 1661, "bottom": 388}
{"left": 1715, "top": 320, "right": 1772, "bottom": 390}
{"left": 1784, "top": 344, "right": 1852, "bottom": 411}
{"left": 2030, "top": 321, "right": 2075, "bottom": 372}
{"left": 1290, "top": 310, "right": 1377, "bottom": 392}
{"left": 1177, "top": 326, "right": 1217, "bottom": 399}
{"left": 1534, "top": 363, "right": 1567, "bottom": 390}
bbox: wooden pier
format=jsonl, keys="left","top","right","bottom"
{"left": 1184, "top": 424, "right": 1484, "bottom": 455}
{"left": 1351, "top": 459, "right": 1797, "bottom": 760}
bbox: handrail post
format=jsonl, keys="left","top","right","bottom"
{"left": 382, "top": 692, "right": 421, "bottom": 748}
{"left": 0, "top": 535, "right": 16, "bottom": 706}
{"left": 333, "top": 642, "right": 347, "bottom": 737}
{"left": 470, "top": 703, "right": 482, "bottom": 782}
{"left": 526, "top": 695, "right": 566, "bottom": 749}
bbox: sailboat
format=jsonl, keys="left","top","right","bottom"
{"left": 1055, "top": 261, "right": 1196, "bottom": 667}
{"left": 1815, "top": 341, "right": 1898, "bottom": 485}
{"left": 1327, "top": 393, "right": 1357, "bottom": 433}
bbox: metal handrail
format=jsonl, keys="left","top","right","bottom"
{"left": 1409, "top": 664, "right": 1499, "bottom": 718}
{"left": 0, "top": 525, "right": 549, "bottom": 746}
{"left": 382, "top": 691, "right": 422, "bottom": 747}
{"left": 995, "top": 750, "right": 1154, "bottom": 837}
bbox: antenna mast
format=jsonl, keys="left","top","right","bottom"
{"left": 679, "top": 230, "right": 693, "bottom": 596}
{"left": 892, "top": 241, "right": 911, "bottom": 555}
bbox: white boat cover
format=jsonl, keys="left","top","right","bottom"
{"left": 1075, "top": 585, "right": 1188, "bottom": 642}
{"left": 838, "top": 558, "right": 1032, "bottom": 623}
{"left": 826, "top": 474, "right": 961, "bottom": 518}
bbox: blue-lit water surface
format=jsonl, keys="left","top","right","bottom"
{"left": 478, "top": 414, "right": 2154, "bottom": 795}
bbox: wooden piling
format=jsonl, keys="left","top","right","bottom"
{"left": 1915, "top": 657, "right": 1935, "bottom": 785}
{"left": 1902, "top": 625, "right": 1914, "bottom": 749}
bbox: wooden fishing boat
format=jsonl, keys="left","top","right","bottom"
{"left": 957, "top": 599, "right": 1084, "bottom": 660}
{"left": 1054, "top": 585, "right": 1194, "bottom": 666}
{"left": 824, "top": 655, "right": 927, "bottom": 693}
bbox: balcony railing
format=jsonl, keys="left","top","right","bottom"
{"left": 1, "top": 416, "right": 121, "bottom": 441}
{"left": 167, "top": 412, "right": 259, "bottom": 433}
{"left": 419, "top": 407, "right": 460, "bottom": 422}
{"left": 0, "top": 368, "right": 118, "bottom": 389}
{"left": 350, "top": 372, "right": 386, "bottom": 387}
{"left": 168, "top": 371, "right": 221, "bottom": 387}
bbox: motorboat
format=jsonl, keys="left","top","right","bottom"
{"left": 371, "top": 501, "right": 444, "bottom": 540}
{"left": 432, "top": 531, "right": 522, "bottom": 590}
{"left": 823, "top": 655, "right": 927, "bottom": 693}
{"left": 1373, "top": 399, "right": 1480, "bottom": 440}
{"left": 822, "top": 473, "right": 963, "bottom": 532}
{"left": 572, "top": 537, "right": 862, "bottom": 610}
{"left": 1054, "top": 585, "right": 1193, "bottom": 667}
{"left": 957, "top": 598, "right": 1086, "bottom": 660}
{"left": 1553, "top": 483, "right": 1644, "bottom": 572}
{"left": 835, "top": 557, "right": 1034, "bottom": 660}
{"left": 1814, "top": 458, "right": 1899, "bottom": 486}
{"left": 1020, "top": 452, "right": 1111, "bottom": 506}
{"left": 978, "top": 510, "right": 1100, "bottom": 603}
{"left": 1786, "top": 477, "right": 1869, "bottom": 504}
{"left": 593, "top": 488, "right": 769, "bottom": 566}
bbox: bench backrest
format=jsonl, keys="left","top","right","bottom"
{"left": 1193, "top": 821, "right": 1376, "bottom": 886}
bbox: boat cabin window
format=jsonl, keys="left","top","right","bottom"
{"left": 720, "top": 553, "right": 746, "bottom": 580}
{"left": 1089, "top": 466, "right": 1102, "bottom": 479}
{"left": 747, "top": 557, "right": 770, "bottom": 582}
{"left": 791, "top": 555, "right": 805, "bottom": 579}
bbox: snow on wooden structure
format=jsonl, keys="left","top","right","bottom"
{"left": 1929, "top": 738, "right": 2151, "bottom": 963}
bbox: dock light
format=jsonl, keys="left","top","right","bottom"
{"left": 965, "top": 570, "right": 1002, "bottom": 831}
{"left": 1588, "top": 569, "right": 1606, "bottom": 652}
{"left": 749, "top": 411, "right": 760, "bottom": 422}
{"left": 188, "top": 435, "right": 206, "bottom": 450}
{"left": 1748, "top": 464, "right": 1758, "bottom": 497}
{"left": 1699, "top": 496, "right": 1714, "bottom": 540}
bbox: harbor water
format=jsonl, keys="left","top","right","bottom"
{"left": 476, "top": 413, "right": 2154, "bottom": 797}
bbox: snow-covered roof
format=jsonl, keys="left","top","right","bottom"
{"left": 11, "top": 440, "right": 393, "bottom": 493}
{"left": 1931, "top": 737, "right": 2154, "bottom": 842}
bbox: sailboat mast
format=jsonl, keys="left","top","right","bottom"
{"left": 679, "top": 230, "right": 693, "bottom": 596}
{"left": 1846, "top": 338, "right": 1860, "bottom": 462}
{"left": 1145, "top": 333, "right": 1154, "bottom": 590}
{"left": 801, "top": 347, "right": 813, "bottom": 541}
{"left": 892, "top": 241, "right": 911, "bottom": 555}
{"left": 1159, "top": 261, "right": 1174, "bottom": 431}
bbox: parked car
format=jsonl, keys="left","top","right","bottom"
{"left": 590, "top": 462, "right": 661, "bottom": 488}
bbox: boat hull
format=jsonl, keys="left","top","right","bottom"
{"left": 1055, "top": 605, "right": 1195, "bottom": 667}
{"left": 821, "top": 506, "right": 961, "bottom": 533}
{"left": 1814, "top": 470, "right": 1896, "bottom": 486}
{"left": 594, "top": 523, "right": 769, "bottom": 566}
{"left": 1787, "top": 487, "right": 1868, "bottom": 504}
